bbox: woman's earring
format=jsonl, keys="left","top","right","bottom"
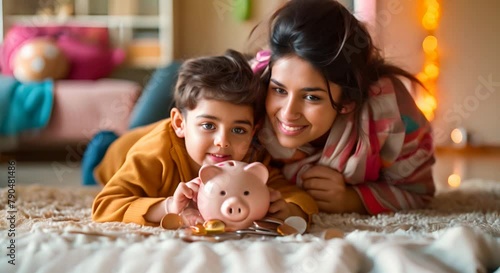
{"left": 340, "top": 102, "right": 355, "bottom": 114}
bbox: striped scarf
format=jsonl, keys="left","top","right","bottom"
{"left": 258, "top": 77, "right": 435, "bottom": 214}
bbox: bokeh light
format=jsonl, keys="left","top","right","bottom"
{"left": 448, "top": 174, "right": 461, "bottom": 188}
{"left": 416, "top": 1, "right": 440, "bottom": 121}
{"left": 423, "top": 35, "right": 438, "bottom": 53}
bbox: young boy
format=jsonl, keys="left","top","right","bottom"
{"left": 92, "top": 50, "right": 318, "bottom": 226}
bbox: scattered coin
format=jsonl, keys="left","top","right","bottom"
{"left": 284, "top": 216, "right": 307, "bottom": 234}
{"left": 236, "top": 229, "right": 280, "bottom": 236}
{"left": 253, "top": 220, "right": 280, "bottom": 231}
{"left": 204, "top": 219, "right": 226, "bottom": 234}
{"left": 190, "top": 223, "right": 207, "bottom": 236}
{"left": 180, "top": 232, "right": 242, "bottom": 242}
{"left": 322, "top": 228, "right": 345, "bottom": 240}
{"left": 277, "top": 223, "right": 298, "bottom": 236}
{"left": 171, "top": 215, "right": 306, "bottom": 241}
{"left": 160, "top": 213, "right": 183, "bottom": 230}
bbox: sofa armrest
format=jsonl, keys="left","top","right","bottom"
{"left": 18, "top": 79, "right": 141, "bottom": 149}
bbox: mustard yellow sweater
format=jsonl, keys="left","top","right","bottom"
{"left": 92, "top": 119, "right": 318, "bottom": 226}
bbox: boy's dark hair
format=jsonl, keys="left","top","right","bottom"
{"left": 174, "top": 49, "right": 265, "bottom": 125}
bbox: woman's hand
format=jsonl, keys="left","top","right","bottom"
{"left": 168, "top": 177, "right": 201, "bottom": 214}
{"left": 301, "top": 165, "right": 366, "bottom": 214}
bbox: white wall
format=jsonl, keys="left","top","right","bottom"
{"left": 377, "top": 0, "right": 500, "bottom": 146}
{"left": 174, "top": 0, "right": 286, "bottom": 59}
{"left": 175, "top": 0, "right": 500, "bottom": 147}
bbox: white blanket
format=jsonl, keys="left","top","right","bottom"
{"left": 1, "top": 180, "right": 500, "bottom": 273}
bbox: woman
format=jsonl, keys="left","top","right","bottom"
{"left": 251, "top": 0, "right": 435, "bottom": 215}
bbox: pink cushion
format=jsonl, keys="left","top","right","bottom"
{"left": 58, "top": 35, "right": 125, "bottom": 80}
{"left": 19, "top": 79, "right": 140, "bottom": 147}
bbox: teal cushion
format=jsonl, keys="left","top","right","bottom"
{"left": 81, "top": 131, "right": 119, "bottom": 185}
{"left": 128, "top": 61, "right": 181, "bottom": 129}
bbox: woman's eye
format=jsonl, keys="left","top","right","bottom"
{"left": 273, "top": 87, "right": 287, "bottom": 94}
{"left": 232, "top": 128, "right": 247, "bottom": 134}
{"left": 201, "top": 123, "right": 216, "bottom": 130}
{"left": 305, "top": 94, "right": 321, "bottom": 101}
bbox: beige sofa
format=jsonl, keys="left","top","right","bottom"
{"left": 0, "top": 79, "right": 141, "bottom": 156}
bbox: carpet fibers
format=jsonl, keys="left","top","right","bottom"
{"left": 1, "top": 179, "right": 499, "bottom": 273}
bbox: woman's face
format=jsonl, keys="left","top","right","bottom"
{"left": 265, "top": 55, "right": 342, "bottom": 148}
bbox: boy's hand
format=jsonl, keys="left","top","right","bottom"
{"left": 267, "top": 188, "right": 307, "bottom": 222}
{"left": 168, "top": 177, "right": 201, "bottom": 214}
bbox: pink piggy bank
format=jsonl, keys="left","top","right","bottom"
{"left": 197, "top": 160, "right": 270, "bottom": 231}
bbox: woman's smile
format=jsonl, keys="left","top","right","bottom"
{"left": 277, "top": 120, "right": 307, "bottom": 136}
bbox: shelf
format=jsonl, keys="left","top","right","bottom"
{"left": 0, "top": 0, "right": 174, "bottom": 69}
{"left": 6, "top": 15, "right": 161, "bottom": 28}
{"left": 124, "top": 58, "right": 162, "bottom": 69}
{"left": 435, "top": 145, "right": 500, "bottom": 155}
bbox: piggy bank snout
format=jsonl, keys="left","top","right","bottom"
{"left": 220, "top": 197, "right": 249, "bottom": 222}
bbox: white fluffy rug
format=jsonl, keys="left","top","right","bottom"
{"left": 1, "top": 179, "right": 500, "bottom": 273}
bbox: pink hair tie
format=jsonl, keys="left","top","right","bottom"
{"left": 251, "top": 50, "right": 271, "bottom": 73}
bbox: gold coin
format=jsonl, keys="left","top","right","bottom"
{"left": 277, "top": 223, "right": 298, "bottom": 236}
{"left": 190, "top": 223, "right": 207, "bottom": 236}
{"left": 204, "top": 219, "right": 226, "bottom": 234}
{"left": 322, "top": 228, "right": 345, "bottom": 240}
{"left": 160, "top": 213, "right": 183, "bottom": 230}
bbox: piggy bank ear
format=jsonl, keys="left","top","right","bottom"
{"left": 244, "top": 162, "right": 269, "bottom": 185}
{"left": 199, "top": 165, "right": 223, "bottom": 184}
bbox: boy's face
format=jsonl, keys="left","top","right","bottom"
{"left": 171, "top": 99, "right": 255, "bottom": 169}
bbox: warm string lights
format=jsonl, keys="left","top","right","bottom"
{"left": 415, "top": 1, "right": 462, "bottom": 188}
{"left": 415, "top": 0, "right": 440, "bottom": 121}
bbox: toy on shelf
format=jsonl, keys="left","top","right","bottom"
{"left": 1, "top": 25, "right": 125, "bottom": 82}
{"left": 12, "top": 37, "right": 69, "bottom": 82}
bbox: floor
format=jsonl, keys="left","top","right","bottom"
{"left": 432, "top": 146, "right": 500, "bottom": 191}
{"left": 1, "top": 146, "right": 500, "bottom": 191}
{"left": 0, "top": 160, "right": 81, "bottom": 187}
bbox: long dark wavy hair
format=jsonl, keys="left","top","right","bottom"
{"left": 253, "top": 0, "right": 422, "bottom": 116}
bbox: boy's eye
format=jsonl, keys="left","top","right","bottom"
{"left": 201, "top": 123, "right": 216, "bottom": 130}
{"left": 232, "top": 127, "right": 247, "bottom": 134}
